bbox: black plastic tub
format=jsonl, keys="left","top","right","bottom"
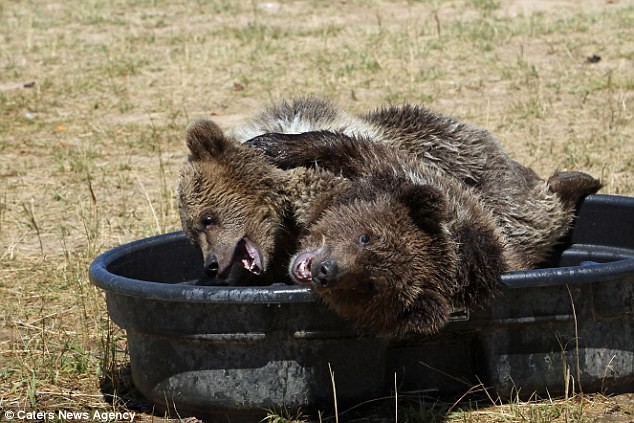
{"left": 89, "top": 194, "right": 634, "bottom": 420}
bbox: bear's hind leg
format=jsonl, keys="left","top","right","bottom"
{"left": 547, "top": 171, "right": 602, "bottom": 209}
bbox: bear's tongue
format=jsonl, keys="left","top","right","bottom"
{"left": 292, "top": 252, "right": 314, "bottom": 284}
{"left": 234, "top": 238, "right": 262, "bottom": 275}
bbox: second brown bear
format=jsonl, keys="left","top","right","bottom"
{"left": 249, "top": 130, "right": 601, "bottom": 337}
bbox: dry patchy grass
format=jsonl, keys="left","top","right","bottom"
{"left": 1, "top": 0, "right": 633, "bottom": 421}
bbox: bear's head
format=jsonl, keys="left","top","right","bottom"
{"left": 289, "top": 178, "right": 459, "bottom": 336}
{"left": 177, "top": 119, "right": 294, "bottom": 285}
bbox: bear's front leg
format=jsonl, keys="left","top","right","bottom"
{"left": 245, "top": 130, "right": 371, "bottom": 177}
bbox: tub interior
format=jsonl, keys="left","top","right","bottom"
{"left": 106, "top": 233, "right": 204, "bottom": 284}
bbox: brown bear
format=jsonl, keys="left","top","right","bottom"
{"left": 243, "top": 97, "right": 578, "bottom": 261}
{"left": 247, "top": 113, "right": 602, "bottom": 268}
{"left": 252, "top": 134, "right": 600, "bottom": 336}
{"left": 178, "top": 98, "right": 390, "bottom": 285}
{"left": 179, "top": 97, "right": 600, "bottom": 286}
{"left": 177, "top": 119, "right": 346, "bottom": 285}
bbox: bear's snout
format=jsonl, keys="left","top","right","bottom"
{"left": 204, "top": 254, "right": 220, "bottom": 278}
{"left": 312, "top": 258, "right": 338, "bottom": 288}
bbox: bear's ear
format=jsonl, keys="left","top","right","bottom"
{"left": 398, "top": 184, "right": 448, "bottom": 234}
{"left": 185, "top": 119, "right": 228, "bottom": 160}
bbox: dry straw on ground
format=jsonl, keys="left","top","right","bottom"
{"left": 1, "top": 0, "right": 633, "bottom": 421}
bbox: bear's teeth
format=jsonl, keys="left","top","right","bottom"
{"left": 250, "top": 261, "right": 261, "bottom": 274}
{"left": 242, "top": 257, "right": 261, "bottom": 275}
{"left": 236, "top": 238, "right": 262, "bottom": 275}
{"left": 292, "top": 252, "right": 315, "bottom": 283}
{"left": 298, "top": 257, "right": 312, "bottom": 280}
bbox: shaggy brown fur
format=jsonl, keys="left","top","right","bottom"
{"left": 548, "top": 170, "right": 603, "bottom": 209}
{"left": 280, "top": 136, "right": 524, "bottom": 337}
{"left": 247, "top": 106, "right": 602, "bottom": 267}
{"left": 248, "top": 121, "right": 601, "bottom": 335}
{"left": 228, "top": 97, "right": 380, "bottom": 142}
{"left": 179, "top": 97, "right": 600, "bottom": 292}
{"left": 178, "top": 119, "right": 345, "bottom": 285}
{"left": 179, "top": 97, "right": 601, "bottom": 335}
{"left": 179, "top": 98, "right": 383, "bottom": 285}
{"left": 245, "top": 100, "right": 593, "bottom": 266}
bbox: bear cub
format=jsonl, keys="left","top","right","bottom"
{"left": 250, "top": 131, "right": 601, "bottom": 336}
{"left": 178, "top": 119, "right": 344, "bottom": 285}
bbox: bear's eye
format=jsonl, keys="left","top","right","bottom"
{"left": 201, "top": 215, "right": 217, "bottom": 228}
{"left": 358, "top": 233, "right": 371, "bottom": 246}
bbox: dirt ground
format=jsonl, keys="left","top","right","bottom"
{"left": 1, "top": 0, "right": 633, "bottom": 421}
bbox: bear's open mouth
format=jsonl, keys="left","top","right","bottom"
{"left": 234, "top": 238, "right": 262, "bottom": 275}
{"left": 292, "top": 252, "right": 315, "bottom": 284}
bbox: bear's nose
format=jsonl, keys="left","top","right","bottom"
{"left": 205, "top": 255, "right": 220, "bottom": 278}
{"left": 312, "top": 258, "right": 338, "bottom": 288}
